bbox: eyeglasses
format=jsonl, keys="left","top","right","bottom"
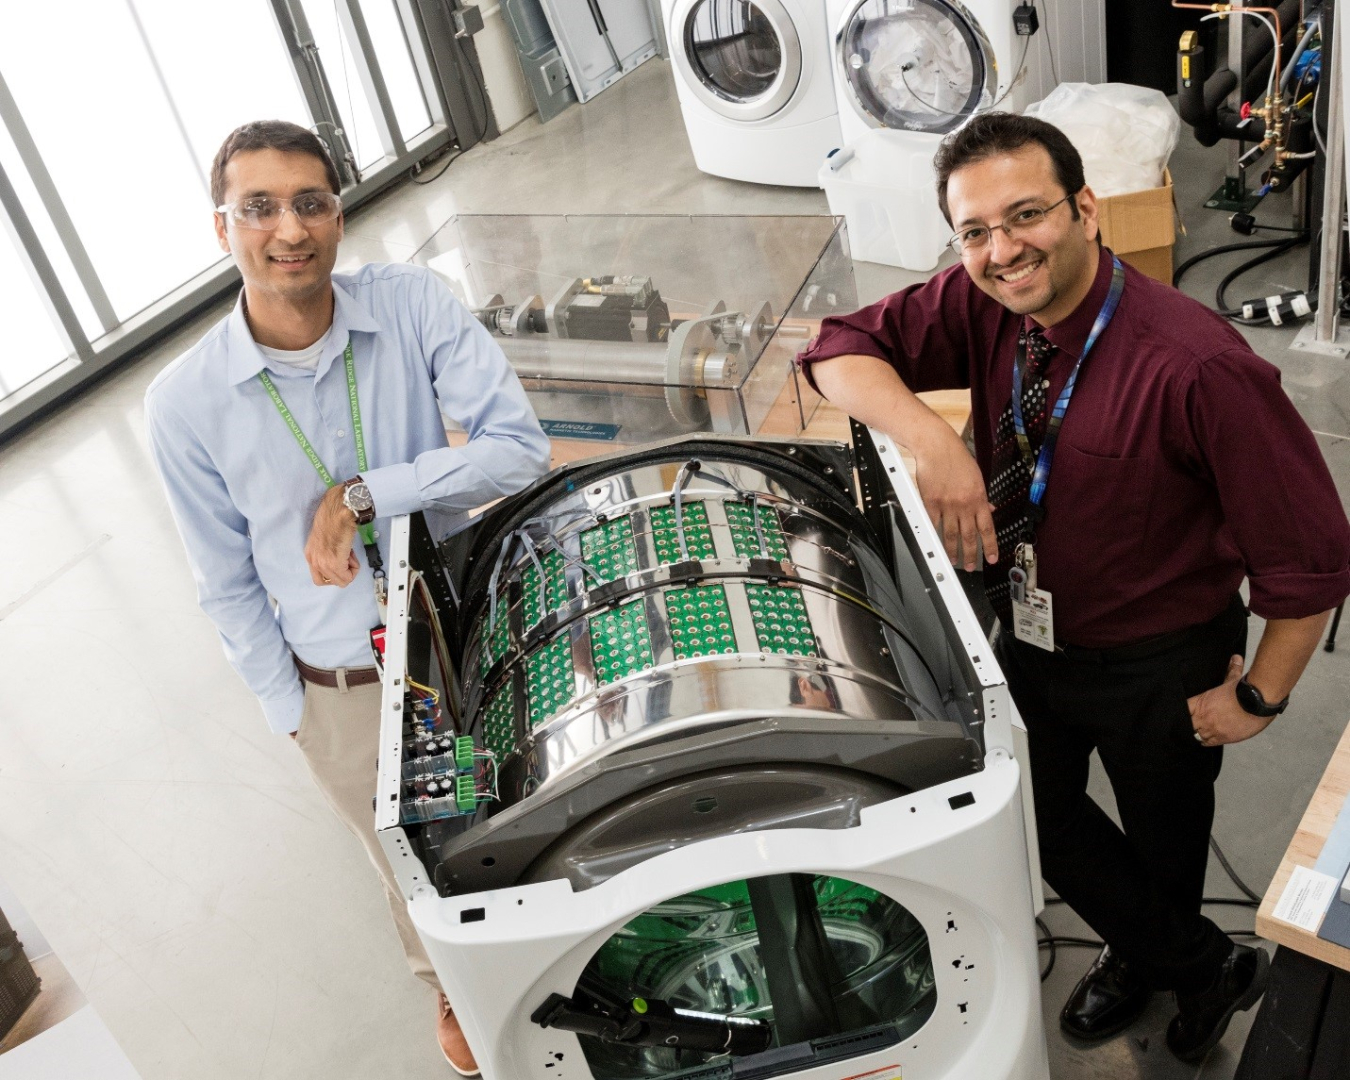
{"left": 947, "top": 194, "right": 1076, "bottom": 256}
{"left": 215, "top": 191, "right": 342, "bottom": 231}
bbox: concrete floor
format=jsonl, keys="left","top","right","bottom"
{"left": 1, "top": 57, "right": 1348, "bottom": 1080}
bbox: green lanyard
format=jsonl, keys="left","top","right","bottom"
{"left": 258, "top": 341, "right": 376, "bottom": 549}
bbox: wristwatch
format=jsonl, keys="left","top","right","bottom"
{"left": 1235, "top": 674, "right": 1289, "bottom": 718}
{"left": 341, "top": 477, "right": 376, "bottom": 526}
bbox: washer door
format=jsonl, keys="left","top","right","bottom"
{"left": 671, "top": 0, "right": 804, "bottom": 122}
{"left": 837, "top": 0, "right": 994, "bottom": 134}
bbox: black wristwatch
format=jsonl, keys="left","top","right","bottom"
{"left": 341, "top": 477, "right": 376, "bottom": 526}
{"left": 1235, "top": 675, "right": 1289, "bottom": 718}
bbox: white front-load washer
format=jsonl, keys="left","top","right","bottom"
{"left": 663, "top": 0, "right": 844, "bottom": 187}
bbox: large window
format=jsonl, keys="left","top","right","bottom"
{"left": 0, "top": 0, "right": 476, "bottom": 436}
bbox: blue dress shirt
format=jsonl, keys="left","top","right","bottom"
{"left": 145, "top": 263, "right": 550, "bottom": 734}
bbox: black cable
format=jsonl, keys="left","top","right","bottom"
{"left": 450, "top": 28, "right": 491, "bottom": 145}
{"left": 1037, "top": 917, "right": 1056, "bottom": 981}
{"left": 1033, "top": 1, "right": 1060, "bottom": 87}
{"left": 1209, "top": 835, "right": 1264, "bottom": 904}
{"left": 899, "top": 34, "right": 1031, "bottom": 118}
{"left": 1172, "top": 238, "right": 1294, "bottom": 289}
{"left": 411, "top": 147, "right": 464, "bottom": 185}
{"left": 1037, "top": 836, "right": 1263, "bottom": 982}
{"left": 1214, "top": 236, "right": 1308, "bottom": 318}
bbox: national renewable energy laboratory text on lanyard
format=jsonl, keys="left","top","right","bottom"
{"left": 1007, "top": 254, "right": 1125, "bottom": 651}
{"left": 257, "top": 341, "right": 388, "bottom": 608}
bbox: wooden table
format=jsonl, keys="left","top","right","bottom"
{"left": 1255, "top": 720, "right": 1350, "bottom": 970}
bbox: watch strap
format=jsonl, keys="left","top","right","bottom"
{"left": 1236, "top": 674, "right": 1288, "bottom": 717}
{"left": 342, "top": 477, "right": 376, "bottom": 526}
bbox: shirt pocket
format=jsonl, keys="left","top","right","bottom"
{"left": 1051, "top": 445, "right": 1153, "bottom": 569}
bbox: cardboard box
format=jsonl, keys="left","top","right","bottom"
{"left": 1096, "top": 168, "right": 1176, "bottom": 285}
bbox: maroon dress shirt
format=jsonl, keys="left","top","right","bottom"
{"left": 799, "top": 249, "right": 1350, "bottom": 648}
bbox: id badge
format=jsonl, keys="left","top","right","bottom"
{"left": 1012, "top": 588, "right": 1055, "bottom": 650}
{"left": 1010, "top": 542, "right": 1055, "bottom": 651}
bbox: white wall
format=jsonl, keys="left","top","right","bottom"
{"left": 1024, "top": 0, "right": 1108, "bottom": 104}
{"left": 475, "top": 3, "right": 538, "bottom": 134}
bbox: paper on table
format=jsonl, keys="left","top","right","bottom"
{"left": 1273, "top": 865, "right": 1339, "bottom": 931}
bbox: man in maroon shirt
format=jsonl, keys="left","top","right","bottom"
{"left": 800, "top": 112, "right": 1350, "bottom": 1062}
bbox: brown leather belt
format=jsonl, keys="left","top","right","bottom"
{"left": 293, "top": 655, "right": 381, "bottom": 690}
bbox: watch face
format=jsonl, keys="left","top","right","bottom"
{"left": 345, "top": 482, "right": 374, "bottom": 513}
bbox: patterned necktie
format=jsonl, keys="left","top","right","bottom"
{"left": 984, "top": 326, "right": 1054, "bottom": 618}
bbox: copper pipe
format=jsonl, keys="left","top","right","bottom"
{"left": 1172, "top": 2, "right": 1291, "bottom": 153}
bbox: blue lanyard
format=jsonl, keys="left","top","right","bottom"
{"left": 1011, "top": 255, "right": 1126, "bottom": 516}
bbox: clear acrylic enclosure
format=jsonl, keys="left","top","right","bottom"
{"left": 411, "top": 215, "right": 856, "bottom": 453}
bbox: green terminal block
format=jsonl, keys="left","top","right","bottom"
{"left": 581, "top": 516, "right": 638, "bottom": 583}
{"left": 726, "top": 500, "right": 788, "bottom": 560}
{"left": 455, "top": 774, "right": 476, "bottom": 813}
{"left": 665, "top": 585, "right": 737, "bottom": 659}
{"left": 454, "top": 736, "right": 475, "bottom": 773}
{"left": 649, "top": 502, "right": 715, "bottom": 565}
{"left": 590, "top": 600, "right": 654, "bottom": 685}
{"left": 746, "top": 583, "right": 819, "bottom": 657}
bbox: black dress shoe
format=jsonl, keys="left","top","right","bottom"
{"left": 1060, "top": 945, "right": 1153, "bottom": 1040}
{"left": 1166, "top": 943, "right": 1269, "bottom": 1062}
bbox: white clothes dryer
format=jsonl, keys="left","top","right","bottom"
{"left": 663, "top": 0, "right": 844, "bottom": 186}
{"left": 830, "top": 0, "right": 1023, "bottom": 148}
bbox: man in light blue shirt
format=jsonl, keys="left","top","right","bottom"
{"left": 145, "top": 121, "right": 549, "bottom": 1075}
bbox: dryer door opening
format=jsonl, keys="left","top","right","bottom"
{"left": 837, "top": 0, "right": 994, "bottom": 134}
{"left": 566, "top": 874, "right": 937, "bottom": 1080}
{"left": 672, "top": 0, "right": 804, "bottom": 122}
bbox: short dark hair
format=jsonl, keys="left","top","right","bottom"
{"left": 934, "top": 112, "right": 1086, "bottom": 226}
{"left": 210, "top": 120, "right": 341, "bottom": 209}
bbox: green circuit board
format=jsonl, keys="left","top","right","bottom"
{"left": 581, "top": 516, "right": 638, "bottom": 582}
{"left": 479, "top": 609, "right": 511, "bottom": 676}
{"left": 526, "top": 633, "right": 576, "bottom": 728}
{"left": 665, "top": 585, "right": 737, "bottom": 659}
{"left": 745, "top": 583, "right": 818, "bottom": 657}
{"left": 649, "top": 501, "right": 716, "bottom": 565}
{"left": 726, "top": 500, "right": 789, "bottom": 560}
{"left": 521, "top": 547, "right": 568, "bottom": 627}
{"left": 590, "top": 600, "right": 654, "bottom": 685}
{"left": 481, "top": 683, "right": 516, "bottom": 760}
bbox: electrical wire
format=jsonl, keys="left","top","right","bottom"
{"left": 1037, "top": 836, "right": 1263, "bottom": 982}
{"left": 1033, "top": 1, "right": 1060, "bottom": 88}
{"left": 899, "top": 33, "right": 1031, "bottom": 120}
{"left": 1201, "top": 8, "right": 1281, "bottom": 105}
{"left": 1214, "top": 236, "right": 1307, "bottom": 320}
{"left": 411, "top": 147, "right": 464, "bottom": 185}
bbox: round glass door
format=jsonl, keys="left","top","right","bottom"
{"left": 672, "top": 0, "right": 803, "bottom": 122}
{"left": 571, "top": 874, "right": 936, "bottom": 1080}
{"left": 838, "top": 0, "right": 993, "bottom": 134}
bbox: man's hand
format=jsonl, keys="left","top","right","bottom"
{"left": 910, "top": 418, "right": 999, "bottom": 571}
{"left": 305, "top": 484, "right": 360, "bottom": 587}
{"left": 1188, "top": 655, "right": 1274, "bottom": 746}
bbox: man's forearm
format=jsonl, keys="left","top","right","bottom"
{"left": 810, "top": 354, "right": 954, "bottom": 449}
{"left": 1247, "top": 609, "right": 1333, "bottom": 703}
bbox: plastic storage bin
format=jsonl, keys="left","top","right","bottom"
{"left": 819, "top": 130, "right": 950, "bottom": 271}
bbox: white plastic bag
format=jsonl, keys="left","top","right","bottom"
{"left": 1025, "top": 83, "right": 1180, "bottom": 197}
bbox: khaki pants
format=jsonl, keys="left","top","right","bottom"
{"left": 294, "top": 678, "right": 439, "bottom": 990}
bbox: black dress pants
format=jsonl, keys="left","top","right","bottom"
{"left": 996, "top": 596, "right": 1249, "bottom": 994}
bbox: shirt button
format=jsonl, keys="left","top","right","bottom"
{"left": 336, "top": 428, "right": 346, "bottom": 437}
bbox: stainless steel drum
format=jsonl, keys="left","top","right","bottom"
{"left": 426, "top": 437, "right": 983, "bottom": 897}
